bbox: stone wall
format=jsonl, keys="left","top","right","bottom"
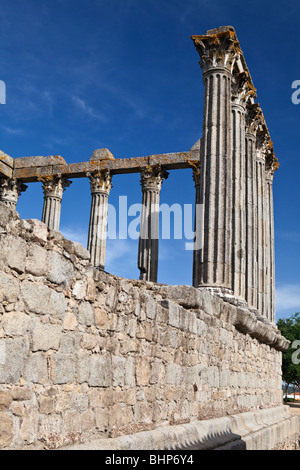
{"left": 0, "top": 204, "right": 298, "bottom": 450}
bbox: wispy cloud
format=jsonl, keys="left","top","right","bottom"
{"left": 276, "top": 230, "right": 300, "bottom": 243}
{"left": 5, "top": 81, "right": 56, "bottom": 120}
{"left": 1, "top": 126, "right": 27, "bottom": 136}
{"left": 60, "top": 226, "right": 88, "bottom": 248}
{"left": 105, "top": 239, "right": 138, "bottom": 278}
{"left": 276, "top": 283, "right": 300, "bottom": 312}
{"left": 71, "top": 95, "right": 108, "bottom": 122}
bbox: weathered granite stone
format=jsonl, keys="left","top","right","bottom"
{"left": 0, "top": 272, "right": 20, "bottom": 302}
{"left": 23, "top": 353, "right": 48, "bottom": 383}
{"left": 50, "top": 354, "right": 76, "bottom": 384}
{"left": 47, "top": 251, "right": 74, "bottom": 288}
{"left": 89, "top": 354, "right": 112, "bottom": 387}
{"left": 0, "top": 390, "right": 12, "bottom": 410}
{"left": 21, "top": 281, "right": 51, "bottom": 315}
{"left": 0, "top": 412, "right": 14, "bottom": 447}
{"left": 25, "top": 219, "right": 48, "bottom": 243}
{"left": 31, "top": 320, "right": 62, "bottom": 352}
{"left": 1, "top": 235, "right": 27, "bottom": 273}
{"left": 0, "top": 150, "right": 14, "bottom": 168}
{"left": 25, "top": 244, "right": 48, "bottom": 276}
{"left": 78, "top": 301, "right": 94, "bottom": 326}
{"left": 14, "top": 155, "right": 66, "bottom": 169}
{"left": 90, "top": 148, "right": 114, "bottom": 161}
{"left": 0, "top": 338, "right": 26, "bottom": 383}
{"left": 72, "top": 280, "right": 87, "bottom": 300}
{"left": 63, "top": 311, "right": 78, "bottom": 330}
{"left": 2, "top": 311, "right": 31, "bottom": 336}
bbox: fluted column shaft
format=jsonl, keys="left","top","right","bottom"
{"left": 231, "top": 100, "right": 246, "bottom": 299}
{"left": 191, "top": 30, "right": 240, "bottom": 292}
{"left": 265, "top": 175, "right": 275, "bottom": 323}
{"left": 41, "top": 177, "right": 72, "bottom": 231}
{"left": 256, "top": 153, "right": 267, "bottom": 316}
{"left": 194, "top": 67, "right": 233, "bottom": 290}
{"left": 138, "top": 166, "right": 168, "bottom": 282}
{"left": 0, "top": 178, "right": 27, "bottom": 208}
{"left": 192, "top": 163, "right": 202, "bottom": 287}
{"left": 245, "top": 130, "right": 258, "bottom": 309}
{"left": 265, "top": 155, "right": 277, "bottom": 323}
{"left": 254, "top": 131, "right": 279, "bottom": 321}
{"left": 87, "top": 170, "right": 112, "bottom": 270}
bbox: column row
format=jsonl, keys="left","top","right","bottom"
{"left": 192, "top": 28, "right": 278, "bottom": 322}
{"left": 0, "top": 166, "right": 170, "bottom": 282}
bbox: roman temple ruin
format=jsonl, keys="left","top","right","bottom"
{"left": 0, "top": 26, "right": 298, "bottom": 450}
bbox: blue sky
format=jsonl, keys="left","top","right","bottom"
{"left": 0, "top": 0, "right": 299, "bottom": 320}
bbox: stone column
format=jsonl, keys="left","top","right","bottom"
{"left": 87, "top": 170, "right": 112, "bottom": 270}
{"left": 191, "top": 28, "right": 239, "bottom": 294}
{"left": 265, "top": 153, "right": 278, "bottom": 323}
{"left": 231, "top": 71, "right": 248, "bottom": 301}
{"left": 191, "top": 162, "right": 202, "bottom": 287}
{"left": 41, "top": 176, "right": 72, "bottom": 231}
{"left": 244, "top": 104, "right": 260, "bottom": 310}
{"left": 138, "top": 165, "right": 168, "bottom": 282}
{"left": 256, "top": 130, "right": 269, "bottom": 317}
{"left": 0, "top": 178, "right": 27, "bottom": 208}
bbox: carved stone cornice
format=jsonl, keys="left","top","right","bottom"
{"left": 87, "top": 169, "right": 112, "bottom": 194}
{"left": 140, "top": 165, "right": 169, "bottom": 192}
{"left": 0, "top": 177, "right": 27, "bottom": 206}
{"left": 39, "top": 176, "right": 72, "bottom": 199}
{"left": 191, "top": 27, "right": 240, "bottom": 73}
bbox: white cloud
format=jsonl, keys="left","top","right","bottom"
{"left": 276, "top": 230, "right": 300, "bottom": 243}
{"left": 105, "top": 239, "right": 138, "bottom": 278}
{"left": 276, "top": 284, "right": 300, "bottom": 312}
{"left": 71, "top": 96, "right": 108, "bottom": 122}
{"left": 1, "top": 126, "right": 26, "bottom": 136}
{"left": 60, "top": 226, "right": 88, "bottom": 248}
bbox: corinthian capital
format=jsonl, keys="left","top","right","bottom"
{"left": 231, "top": 71, "right": 257, "bottom": 106}
{"left": 188, "top": 161, "right": 201, "bottom": 187}
{"left": 0, "top": 178, "right": 27, "bottom": 207}
{"left": 265, "top": 153, "right": 279, "bottom": 176}
{"left": 87, "top": 169, "right": 112, "bottom": 194}
{"left": 140, "top": 165, "right": 169, "bottom": 191}
{"left": 39, "top": 176, "right": 72, "bottom": 198}
{"left": 245, "top": 103, "right": 263, "bottom": 135}
{"left": 256, "top": 129, "right": 273, "bottom": 156}
{"left": 191, "top": 27, "right": 240, "bottom": 73}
